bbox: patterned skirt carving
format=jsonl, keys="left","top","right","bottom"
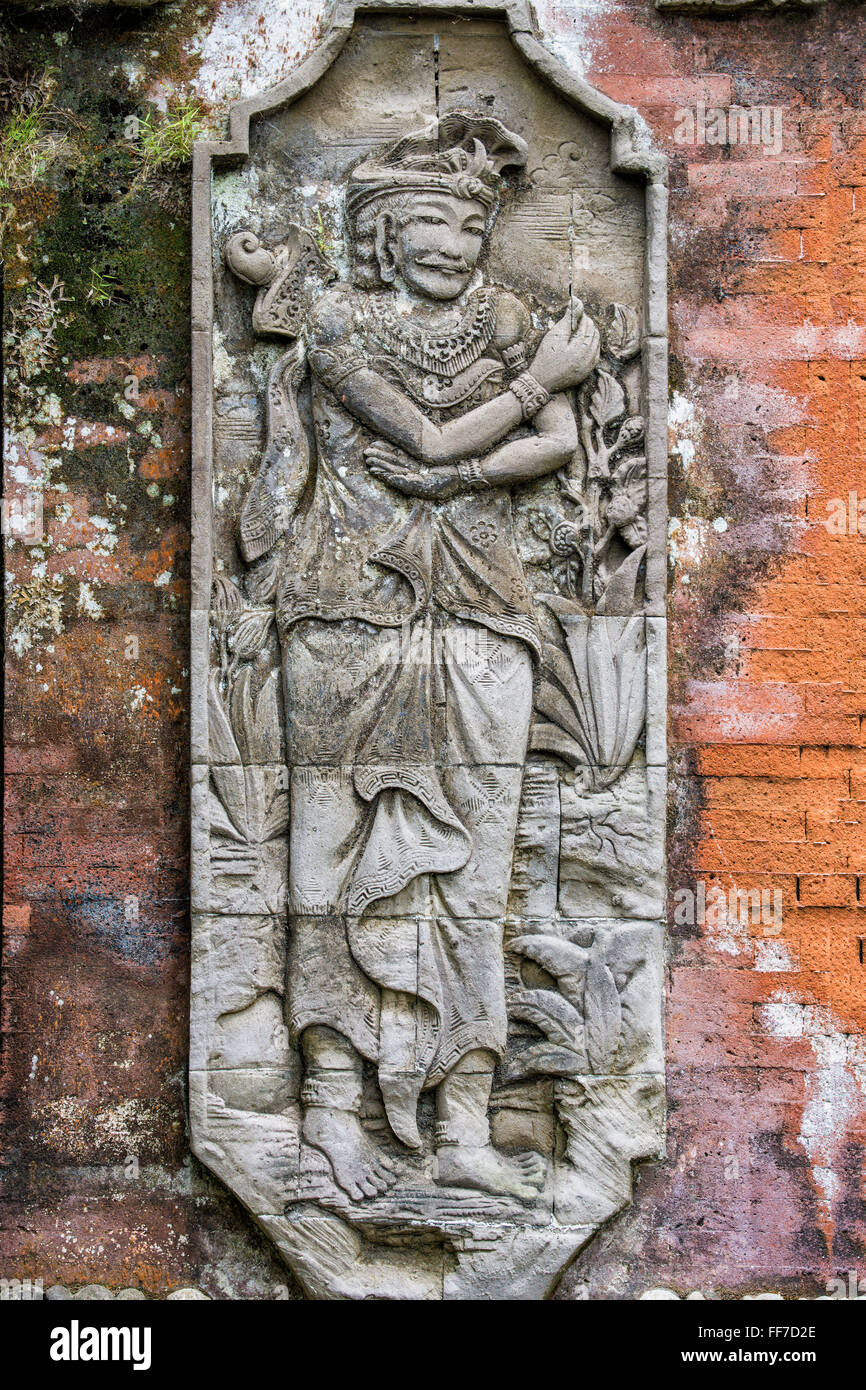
{"left": 284, "top": 611, "right": 533, "bottom": 1095}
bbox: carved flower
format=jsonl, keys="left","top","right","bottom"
{"left": 609, "top": 414, "right": 644, "bottom": 463}
{"left": 528, "top": 140, "right": 583, "bottom": 187}
{"left": 527, "top": 507, "right": 591, "bottom": 599}
{"left": 470, "top": 520, "right": 498, "bottom": 548}
{"left": 529, "top": 508, "right": 582, "bottom": 552}
{"left": 606, "top": 457, "right": 647, "bottom": 550}
{"left": 570, "top": 190, "right": 615, "bottom": 231}
{"left": 606, "top": 492, "right": 638, "bottom": 527}
{"left": 549, "top": 520, "right": 581, "bottom": 557}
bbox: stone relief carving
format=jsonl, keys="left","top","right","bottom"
{"left": 190, "top": 1, "right": 668, "bottom": 1300}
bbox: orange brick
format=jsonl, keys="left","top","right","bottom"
{"left": 696, "top": 745, "right": 801, "bottom": 777}
{"left": 800, "top": 746, "right": 857, "bottom": 776}
{"left": 2, "top": 903, "right": 31, "bottom": 931}
{"left": 796, "top": 874, "right": 859, "bottom": 907}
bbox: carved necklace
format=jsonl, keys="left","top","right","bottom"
{"left": 375, "top": 288, "right": 497, "bottom": 377}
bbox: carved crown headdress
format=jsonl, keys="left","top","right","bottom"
{"left": 345, "top": 113, "right": 528, "bottom": 219}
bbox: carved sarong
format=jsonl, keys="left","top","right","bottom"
{"left": 284, "top": 611, "right": 532, "bottom": 1120}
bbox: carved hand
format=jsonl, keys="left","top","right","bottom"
{"left": 364, "top": 442, "right": 460, "bottom": 500}
{"left": 530, "top": 307, "right": 601, "bottom": 394}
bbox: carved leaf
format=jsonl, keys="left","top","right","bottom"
{"left": 228, "top": 608, "right": 274, "bottom": 662}
{"left": 584, "top": 956, "right": 622, "bottom": 1073}
{"left": 261, "top": 794, "right": 289, "bottom": 842}
{"left": 211, "top": 575, "right": 245, "bottom": 630}
{"left": 595, "top": 547, "right": 646, "bottom": 620}
{"left": 244, "top": 553, "right": 280, "bottom": 606}
{"left": 243, "top": 765, "right": 268, "bottom": 841}
{"left": 534, "top": 675, "right": 585, "bottom": 749}
{"left": 511, "top": 988, "right": 583, "bottom": 1049}
{"left": 504, "top": 1042, "right": 587, "bottom": 1081}
{"left": 614, "top": 452, "right": 647, "bottom": 488}
{"left": 539, "top": 610, "right": 647, "bottom": 778}
{"left": 510, "top": 934, "right": 588, "bottom": 1013}
{"left": 208, "top": 789, "right": 246, "bottom": 843}
{"left": 208, "top": 676, "right": 241, "bottom": 765}
{"left": 229, "top": 666, "right": 256, "bottom": 767}
{"left": 543, "top": 643, "right": 593, "bottom": 726}
{"left": 226, "top": 665, "right": 279, "bottom": 766}
{"left": 528, "top": 720, "right": 587, "bottom": 768}
{"left": 606, "top": 303, "right": 641, "bottom": 361}
{"left": 589, "top": 370, "right": 625, "bottom": 430}
{"left": 257, "top": 669, "right": 283, "bottom": 760}
{"left": 210, "top": 765, "right": 249, "bottom": 840}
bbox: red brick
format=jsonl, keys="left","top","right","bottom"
{"left": 796, "top": 874, "right": 859, "bottom": 907}
{"left": 696, "top": 745, "right": 801, "bottom": 777}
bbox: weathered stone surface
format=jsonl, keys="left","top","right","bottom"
{"left": 3, "top": 0, "right": 865, "bottom": 1312}
{"left": 190, "top": 0, "right": 667, "bottom": 1299}
{"left": 657, "top": 0, "right": 826, "bottom": 9}
{"left": 45, "top": 1284, "right": 208, "bottom": 1299}
{"left": 6, "top": 0, "right": 165, "bottom": 6}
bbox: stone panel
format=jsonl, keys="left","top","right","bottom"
{"left": 189, "top": 0, "right": 668, "bottom": 1299}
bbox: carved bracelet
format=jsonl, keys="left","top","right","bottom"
{"left": 457, "top": 456, "right": 489, "bottom": 489}
{"left": 508, "top": 371, "right": 551, "bottom": 420}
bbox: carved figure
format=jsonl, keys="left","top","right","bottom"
{"left": 226, "top": 115, "right": 607, "bottom": 1204}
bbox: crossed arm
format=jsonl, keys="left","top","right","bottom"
{"left": 330, "top": 364, "right": 578, "bottom": 499}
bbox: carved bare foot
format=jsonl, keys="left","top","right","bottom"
{"left": 303, "top": 1107, "right": 398, "bottom": 1202}
{"left": 435, "top": 1144, "right": 547, "bottom": 1203}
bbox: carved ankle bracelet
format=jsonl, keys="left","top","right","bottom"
{"left": 301, "top": 1071, "right": 363, "bottom": 1111}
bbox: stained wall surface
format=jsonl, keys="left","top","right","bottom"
{"left": 1, "top": 0, "right": 865, "bottom": 1298}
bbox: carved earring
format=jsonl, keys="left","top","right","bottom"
{"left": 375, "top": 213, "right": 398, "bottom": 284}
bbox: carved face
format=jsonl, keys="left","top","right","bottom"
{"left": 378, "top": 193, "right": 488, "bottom": 300}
